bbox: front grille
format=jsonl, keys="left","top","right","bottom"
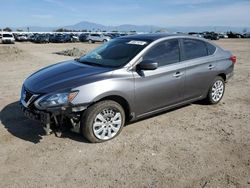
{"left": 24, "top": 89, "right": 33, "bottom": 103}
{"left": 21, "top": 87, "right": 40, "bottom": 108}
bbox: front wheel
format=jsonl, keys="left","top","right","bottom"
{"left": 206, "top": 76, "right": 225, "bottom": 104}
{"left": 82, "top": 100, "right": 125, "bottom": 143}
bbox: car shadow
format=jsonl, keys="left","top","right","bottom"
{"left": 0, "top": 101, "right": 89, "bottom": 144}
{"left": 0, "top": 101, "right": 45, "bottom": 143}
{"left": 1, "top": 100, "right": 207, "bottom": 144}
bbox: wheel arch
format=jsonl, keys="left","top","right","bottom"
{"left": 204, "top": 73, "right": 226, "bottom": 99}
{"left": 217, "top": 73, "right": 226, "bottom": 81}
{"left": 92, "top": 95, "right": 132, "bottom": 122}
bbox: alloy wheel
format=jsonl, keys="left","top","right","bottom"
{"left": 211, "top": 80, "right": 224, "bottom": 102}
{"left": 93, "top": 108, "right": 122, "bottom": 140}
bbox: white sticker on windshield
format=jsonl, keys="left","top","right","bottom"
{"left": 127, "top": 40, "right": 147, "bottom": 45}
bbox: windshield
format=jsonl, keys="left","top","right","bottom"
{"left": 79, "top": 38, "right": 150, "bottom": 68}
{"left": 3, "top": 34, "right": 13, "bottom": 37}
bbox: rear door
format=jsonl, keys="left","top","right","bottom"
{"left": 180, "top": 38, "right": 218, "bottom": 100}
{"left": 95, "top": 34, "right": 101, "bottom": 41}
{"left": 134, "top": 39, "right": 185, "bottom": 116}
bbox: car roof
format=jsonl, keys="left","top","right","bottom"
{"left": 120, "top": 33, "right": 187, "bottom": 42}
{"left": 2, "top": 32, "right": 13, "bottom": 35}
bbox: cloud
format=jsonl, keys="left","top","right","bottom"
{"left": 43, "top": 0, "right": 61, "bottom": 4}
{"left": 132, "top": 2, "right": 250, "bottom": 27}
{"left": 32, "top": 14, "right": 53, "bottom": 19}
{"left": 43, "top": 0, "right": 77, "bottom": 12}
{"left": 81, "top": 4, "right": 140, "bottom": 13}
{"left": 170, "top": 0, "right": 216, "bottom": 5}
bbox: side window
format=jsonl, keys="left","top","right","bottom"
{"left": 182, "top": 39, "right": 208, "bottom": 60}
{"left": 143, "top": 39, "right": 180, "bottom": 67}
{"left": 206, "top": 42, "right": 216, "bottom": 55}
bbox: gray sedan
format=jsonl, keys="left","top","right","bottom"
{"left": 20, "top": 34, "right": 236, "bottom": 142}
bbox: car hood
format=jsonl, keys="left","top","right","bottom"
{"left": 24, "top": 60, "right": 113, "bottom": 93}
{"left": 3, "top": 37, "right": 14, "bottom": 40}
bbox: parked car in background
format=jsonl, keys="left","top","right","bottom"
{"left": 188, "top": 32, "right": 203, "bottom": 38}
{"left": 1, "top": 33, "right": 15, "bottom": 44}
{"left": 203, "top": 32, "right": 219, "bottom": 40}
{"left": 61, "top": 34, "right": 72, "bottom": 43}
{"left": 79, "top": 33, "right": 89, "bottom": 42}
{"left": 20, "top": 34, "right": 235, "bottom": 143}
{"left": 227, "top": 32, "right": 244, "bottom": 38}
{"left": 47, "top": 34, "right": 56, "bottom": 42}
{"left": 108, "top": 33, "right": 121, "bottom": 39}
{"left": 51, "top": 34, "right": 65, "bottom": 43}
{"left": 86, "top": 34, "right": 110, "bottom": 43}
{"left": 104, "top": 33, "right": 115, "bottom": 39}
{"left": 16, "top": 34, "right": 28, "bottom": 42}
{"left": 243, "top": 32, "right": 250, "bottom": 38}
{"left": 218, "top": 33, "right": 228, "bottom": 39}
{"left": 33, "top": 34, "right": 49, "bottom": 43}
{"left": 28, "top": 34, "right": 38, "bottom": 42}
{"left": 61, "top": 34, "right": 79, "bottom": 43}
{"left": 69, "top": 34, "right": 79, "bottom": 42}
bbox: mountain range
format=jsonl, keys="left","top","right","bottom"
{"left": 10, "top": 21, "right": 250, "bottom": 33}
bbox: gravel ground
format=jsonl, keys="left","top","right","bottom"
{"left": 0, "top": 39, "right": 250, "bottom": 188}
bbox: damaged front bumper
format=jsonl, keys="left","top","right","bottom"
{"left": 20, "top": 103, "right": 50, "bottom": 123}
{"left": 20, "top": 100, "right": 88, "bottom": 136}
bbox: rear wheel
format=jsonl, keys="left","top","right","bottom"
{"left": 206, "top": 76, "right": 225, "bottom": 104}
{"left": 82, "top": 100, "right": 125, "bottom": 143}
{"left": 88, "top": 39, "right": 93, "bottom": 43}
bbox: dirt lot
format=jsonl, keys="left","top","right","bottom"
{"left": 0, "top": 39, "right": 250, "bottom": 188}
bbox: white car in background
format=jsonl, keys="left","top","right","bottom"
{"left": 86, "top": 34, "right": 110, "bottom": 43}
{"left": 1, "top": 33, "right": 15, "bottom": 44}
{"left": 16, "top": 34, "right": 28, "bottom": 42}
{"left": 243, "top": 32, "right": 250, "bottom": 38}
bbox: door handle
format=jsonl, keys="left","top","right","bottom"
{"left": 173, "top": 71, "right": 183, "bottom": 78}
{"left": 208, "top": 64, "right": 215, "bottom": 70}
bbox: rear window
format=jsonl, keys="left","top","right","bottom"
{"left": 3, "top": 34, "right": 13, "bottom": 37}
{"left": 182, "top": 39, "right": 207, "bottom": 60}
{"left": 207, "top": 43, "right": 216, "bottom": 55}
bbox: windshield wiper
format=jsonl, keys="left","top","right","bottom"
{"left": 75, "top": 58, "right": 105, "bottom": 67}
{"left": 75, "top": 58, "right": 117, "bottom": 68}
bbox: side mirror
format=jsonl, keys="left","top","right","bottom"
{"left": 138, "top": 60, "right": 158, "bottom": 70}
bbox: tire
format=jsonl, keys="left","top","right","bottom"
{"left": 81, "top": 100, "right": 125, "bottom": 143}
{"left": 206, "top": 76, "right": 225, "bottom": 104}
{"left": 88, "top": 39, "right": 93, "bottom": 43}
{"left": 103, "top": 39, "right": 107, "bottom": 43}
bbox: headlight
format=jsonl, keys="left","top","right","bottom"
{"left": 36, "top": 91, "right": 78, "bottom": 109}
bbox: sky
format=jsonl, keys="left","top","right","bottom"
{"left": 0, "top": 0, "right": 250, "bottom": 27}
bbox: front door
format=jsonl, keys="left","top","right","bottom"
{"left": 133, "top": 39, "right": 185, "bottom": 116}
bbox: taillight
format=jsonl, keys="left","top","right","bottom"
{"left": 230, "top": 55, "right": 236, "bottom": 64}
